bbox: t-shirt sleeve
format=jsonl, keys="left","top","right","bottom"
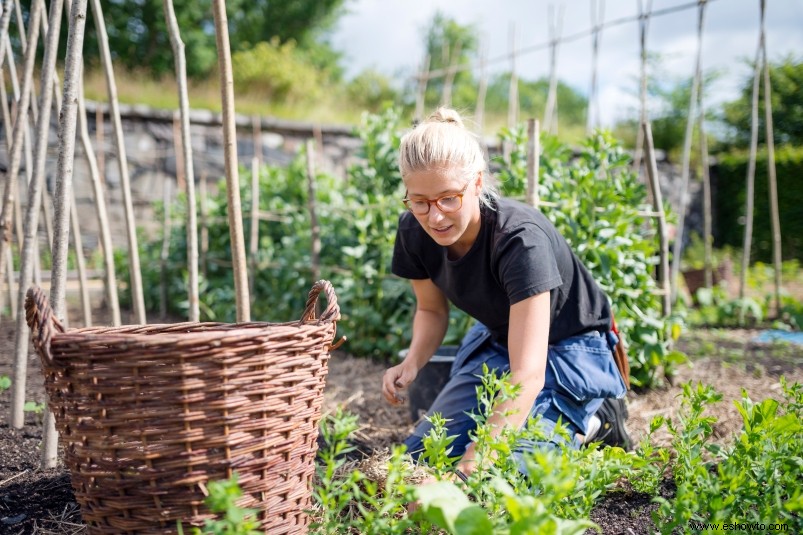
{"left": 391, "top": 215, "right": 429, "bottom": 279}
{"left": 496, "top": 223, "right": 563, "bottom": 304}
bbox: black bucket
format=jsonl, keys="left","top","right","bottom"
{"left": 400, "top": 346, "right": 458, "bottom": 424}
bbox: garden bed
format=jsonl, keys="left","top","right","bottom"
{"left": 1, "top": 316, "right": 801, "bottom": 533}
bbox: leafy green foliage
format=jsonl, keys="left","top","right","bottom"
{"left": 0, "top": 375, "right": 10, "bottom": 391}
{"left": 177, "top": 474, "right": 261, "bottom": 535}
{"left": 654, "top": 380, "right": 803, "bottom": 534}
{"left": 722, "top": 56, "right": 803, "bottom": 148}
{"left": 497, "top": 127, "right": 686, "bottom": 387}
{"left": 23, "top": 401, "right": 45, "bottom": 414}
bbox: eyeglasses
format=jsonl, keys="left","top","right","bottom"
{"left": 402, "top": 182, "right": 470, "bottom": 215}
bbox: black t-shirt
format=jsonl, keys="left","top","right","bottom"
{"left": 391, "top": 198, "right": 611, "bottom": 344}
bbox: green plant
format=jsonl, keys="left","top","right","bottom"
{"left": 0, "top": 375, "right": 10, "bottom": 391}
{"left": 23, "top": 401, "right": 45, "bottom": 415}
{"left": 688, "top": 285, "right": 764, "bottom": 327}
{"left": 496, "top": 128, "right": 686, "bottom": 388}
{"left": 653, "top": 380, "right": 803, "bottom": 534}
{"left": 176, "top": 474, "right": 261, "bottom": 535}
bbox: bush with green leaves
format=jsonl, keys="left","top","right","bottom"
{"left": 653, "top": 380, "right": 803, "bottom": 534}
{"left": 122, "top": 111, "right": 681, "bottom": 380}
{"left": 497, "top": 127, "right": 686, "bottom": 388}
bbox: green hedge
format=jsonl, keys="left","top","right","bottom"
{"left": 714, "top": 145, "right": 803, "bottom": 261}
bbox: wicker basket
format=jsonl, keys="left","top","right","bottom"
{"left": 25, "top": 281, "right": 341, "bottom": 534}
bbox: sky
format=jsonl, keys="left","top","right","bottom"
{"left": 330, "top": 0, "right": 803, "bottom": 126}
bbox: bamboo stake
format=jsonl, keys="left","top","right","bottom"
{"left": 160, "top": 179, "right": 172, "bottom": 319}
{"left": 414, "top": 54, "right": 430, "bottom": 124}
{"left": 669, "top": 0, "right": 706, "bottom": 304}
{"left": 761, "top": 8, "right": 781, "bottom": 317}
{"left": 526, "top": 118, "right": 540, "bottom": 208}
{"left": 306, "top": 140, "right": 320, "bottom": 283}
{"left": 0, "top": 68, "right": 11, "bottom": 318}
{"left": 96, "top": 107, "right": 104, "bottom": 184}
{"left": 643, "top": 121, "right": 671, "bottom": 316}
{"left": 46, "top": 0, "right": 90, "bottom": 469}
{"left": 475, "top": 41, "right": 488, "bottom": 141}
{"left": 70, "top": 192, "right": 91, "bottom": 326}
{"left": 89, "top": 0, "right": 146, "bottom": 324}
{"left": 252, "top": 115, "right": 262, "bottom": 166}
{"left": 587, "top": 0, "right": 605, "bottom": 134}
{"left": 212, "top": 0, "right": 250, "bottom": 322}
{"left": 77, "top": 79, "right": 120, "bottom": 325}
{"left": 698, "top": 104, "right": 713, "bottom": 290}
{"left": 544, "top": 5, "right": 564, "bottom": 135}
{"left": 739, "top": 22, "right": 762, "bottom": 301}
{"left": 10, "top": 0, "right": 63, "bottom": 431}
{"left": 0, "top": 0, "right": 12, "bottom": 72}
{"left": 0, "top": 0, "right": 40, "bottom": 329}
{"left": 248, "top": 156, "right": 258, "bottom": 301}
{"left": 161, "top": 0, "right": 200, "bottom": 322}
{"left": 632, "top": 0, "right": 653, "bottom": 177}
{"left": 507, "top": 23, "right": 518, "bottom": 132}
{"left": 199, "top": 171, "right": 208, "bottom": 280}
{"left": 441, "top": 40, "right": 461, "bottom": 108}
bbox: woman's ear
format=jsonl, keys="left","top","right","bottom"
{"left": 475, "top": 171, "right": 483, "bottom": 193}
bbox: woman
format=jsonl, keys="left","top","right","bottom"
{"left": 382, "top": 108, "right": 630, "bottom": 477}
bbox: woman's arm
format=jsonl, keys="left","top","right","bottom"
{"left": 382, "top": 278, "right": 450, "bottom": 406}
{"left": 459, "top": 290, "right": 550, "bottom": 471}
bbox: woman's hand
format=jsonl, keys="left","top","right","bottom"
{"left": 382, "top": 362, "right": 419, "bottom": 405}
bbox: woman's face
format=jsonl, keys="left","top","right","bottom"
{"left": 403, "top": 167, "right": 483, "bottom": 257}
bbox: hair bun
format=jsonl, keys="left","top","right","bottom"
{"left": 427, "top": 107, "right": 465, "bottom": 129}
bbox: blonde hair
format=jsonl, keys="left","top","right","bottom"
{"left": 399, "top": 108, "right": 499, "bottom": 209}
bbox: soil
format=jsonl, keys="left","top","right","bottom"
{"left": 1, "top": 300, "right": 801, "bottom": 534}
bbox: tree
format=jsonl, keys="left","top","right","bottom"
{"left": 722, "top": 56, "right": 803, "bottom": 148}
{"left": 420, "top": 12, "right": 479, "bottom": 110}
{"left": 18, "top": 0, "right": 347, "bottom": 79}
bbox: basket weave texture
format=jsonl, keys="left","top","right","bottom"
{"left": 25, "top": 281, "right": 341, "bottom": 534}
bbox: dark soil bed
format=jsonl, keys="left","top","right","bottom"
{"left": 1, "top": 303, "right": 800, "bottom": 534}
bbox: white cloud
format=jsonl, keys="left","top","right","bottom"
{"left": 331, "top": 0, "right": 803, "bottom": 126}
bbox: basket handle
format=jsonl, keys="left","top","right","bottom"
{"left": 300, "top": 280, "right": 340, "bottom": 324}
{"left": 24, "top": 286, "right": 66, "bottom": 366}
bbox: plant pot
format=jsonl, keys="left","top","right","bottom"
{"left": 399, "top": 346, "right": 458, "bottom": 424}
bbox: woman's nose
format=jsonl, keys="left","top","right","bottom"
{"left": 428, "top": 205, "right": 446, "bottom": 224}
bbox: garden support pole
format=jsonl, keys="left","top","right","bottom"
{"left": 413, "top": 54, "right": 429, "bottom": 123}
{"left": 89, "top": 0, "right": 146, "bottom": 324}
{"left": 475, "top": 43, "right": 488, "bottom": 141}
{"left": 739, "top": 8, "right": 763, "bottom": 301}
{"left": 761, "top": 13, "right": 781, "bottom": 318}
{"left": 698, "top": 103, "right": 713, "bottom": 290}
{"left": 526, "top": 118, "right": 540, "bottom": 208}
{"left": 212, "top": 0, "right": 250, "bottom": 322}
{"left": 10, "top": 0, "right": 63, "bottom": 432}
{"left": 643, "top": 122, "right": 671, "bottom": 317}
{"left": 0, "top": 0, "right": 13, "bottom": 73}
{"left": 77, "top": 82, "right": 121, "bottom": 326}
{"left": 306, "top": 139, "right": 321, "bottom": 284}
{"left": 160, "top": 179, "right": 172, "bottom": 319}
{"left": 0, "top": 0, "right": 40, "bottom": 326}
{"left": 544, "top": 7, "right": 564, "bottom": 135}
{"left": 587, "top": 0, "right": 605, "bottom": 134}
{"left": 441, "top": 40, "right": 461, "bottom": 108}
{"left": 249, "top": 157, "right": 259, "bottom": 301}
{"left": 47, "top": 0, "right": 89, "bottom": 469}
{"left": 164, "top": 0, "right": 199, "bottom": 321}
{"left": 669, "top": 0, "right": 706, "bottom": 305}
{"left": 200, "top": 172, "right": 208, "bottom": 280}
{"left": 632, "top": 0, "right": 653, "bottom": 177}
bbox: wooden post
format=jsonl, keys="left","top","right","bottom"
{"left": 632, "top": 0, "right": 653, "bottom": 177}
{"left": 0, "top": 0, "right": 13, "bottom": 73}
{"left": 212, "top": 0, "right": 250, "bottom": 322}
{"left": 414, "top": 54, "right": 430, "bottom": 124}
{"left": 199, "top": 172, "right": 208, "bottom": 280}
{"left": 164, "top": 0, "right": 199, "bottom": 321}
{"left": 475, "top": 41, "right": 488, "bottom": 141}
{"left": 306, "top": 139, "right": 321, "bottom": 283}
{"left": 0, "top": 0, "right": 40, "bottom": 325}
{"left": 248, "top": 156, "right": 259, "bottom": 301}
{"left": 89, "top": 0, "right": 147, "bottom": 324}
{"left": 160, "top": 179, "right": 172, "bottom": 319}
{"left": 46, "top": 0, "right": 90, "bottom": 470}
{"left": 739, "top": 38, "right": 762, "bottom": 301}
{"left": 544, "top": 6, "right": 564, "bottom": 135}
{"left": 643, "top": 122, "right": 671, "bottom": 317}
{"left": 698, "top": 105, "right": 713, "bottom": 290}
{"left": 669, "top": 0, "right": 706, "bottom": 304}
{"left": 761, "top": 9, "right": 781, "bottom": 317}
{"left": 77, "top": 81, "right": 121, "bottom": 326}
{"left": 96, "top": 106, "right": 104, "bottom": 184}
{"left": 587, "top": 0, "right": 605, "bottom": 134}
{"left": 441, "top": 40, "right": 461, "bottom": 108}
{"left": 526, "top": 118, "right": 540, "bottom": 208}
